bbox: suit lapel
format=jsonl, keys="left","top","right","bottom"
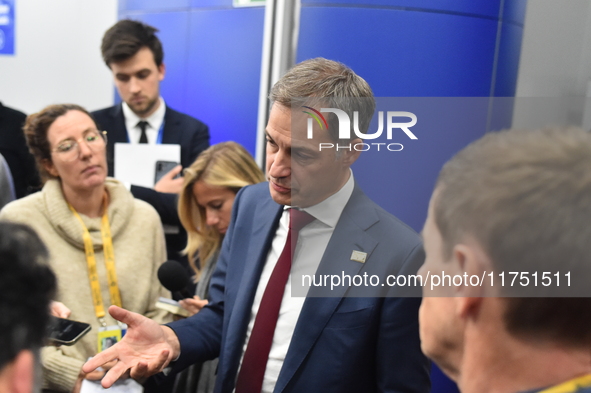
{"left": 104, "top": 105, "right": 129, "bottom": 177}
{"left": 108, "top": 104, "right": 128, "bottom": 144}
{"left": 161, "top": 106, "right": 181, "bottom": 144}
{"left": 222, "top": 193, "right": 284, "bottom": 387}
{"left": 274, "top": 185, "right": 379, "bottom": 393}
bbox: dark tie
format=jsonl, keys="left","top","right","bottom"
{"left": 137, "top": 121, "right": 149, "bottom": 144}
{"left": 235, "top": 208, "right": 315, "bottom": 393}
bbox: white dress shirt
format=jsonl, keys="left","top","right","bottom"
{"left": 122, "top": 97, "right": 166, "bottom": 144}
{"left": 238, "top": 171, "right": 355, "bottom": 393}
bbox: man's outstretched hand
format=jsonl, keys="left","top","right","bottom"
{"left": 82, "top": 305, "right": 181, "bottom": 389}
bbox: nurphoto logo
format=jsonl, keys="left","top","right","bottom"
{"left": 302, "top": 107, "right": 418, "bottom": 152}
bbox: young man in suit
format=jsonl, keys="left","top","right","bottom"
{"left": 93, "top": 19, "right": 210, "bottom": 178}
{"left": 92, "top": 19, "right": 210, "bottom": 264}
{"left": 84, "top": 58, "right": 430, "bottom": 393}
{"left": 419, "top": 127, "right": 591, "bottom": 393}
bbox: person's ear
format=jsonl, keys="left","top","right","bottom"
{"left": 42, "top": 159, "right": 59, "bottom": 178}
{"left": 9, "top": 350, "right": 34, "bottom": 393}
{"left": 341, "top": 138, "right": 362, "bottom": 166}
{"left": 451, "top": 243, "right": 487, "bottom": 320}
{"left": 158, "top": 62, "right": 166, "bottom": 81}
{"left": 454, "top": 296, "right": 483, "bottom": 325}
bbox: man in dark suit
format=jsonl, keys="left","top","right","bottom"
{"left": 92, "top": 20, "right": 210, "bottom": 264}
{"left": 0, "top": 102, "right": 40, "bottom": 198}
{"left": 84, "top": 58, "right": 430, "bottom": 393}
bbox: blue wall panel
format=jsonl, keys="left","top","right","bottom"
{"left": 494, "top": 22, "right": 525, "bottom": 97}
{"left": 502, "top": 0, "right": 528, "bottom": 25}
{"left": 297, "top": 7, "right": 498, "bottom": 97}
{"left": 190, "top": 0, "right": 236, "bottom": 7}
{"left": 186, "top": 8, "right": 264, "bottom": 151}
{"left": 121, "top": 0, "right": 251, "bottom": 9}
{"left": 301, "top": 0, "right": 502, "bottom": 19}
{"left": 119, "top": 5, "right": 264, "bottom": 156}
{"left": 488, "top": 21, "right": 525, "bottom": 132}
{"left": 352, "top": 97, "right": 491, "bottom": 232}
{"left": 120, "top": 0, "right": 190, "bottom": 12}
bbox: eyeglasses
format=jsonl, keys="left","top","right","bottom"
{"left": 51, "top": 130, "right": 108, "bottom": 162}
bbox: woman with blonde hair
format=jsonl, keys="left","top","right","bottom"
{"left": 173, "top": 141, "right": 265, "bottom": 393}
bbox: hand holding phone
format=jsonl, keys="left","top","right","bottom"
{"left": 47, "top": 316, "right": 91, "bottom": 346}
{"left": 154, "top": 161, "right": 180, "bottom": 185}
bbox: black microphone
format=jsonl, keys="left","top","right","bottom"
{"left": 157, "top": 260, "right": 193, "bottom": 299}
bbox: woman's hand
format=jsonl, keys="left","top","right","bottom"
{"left": 50, "top": 301, "right": 71, "bottom": 318}
{"left": 154, "top": 165, "right": 183, "bottom": 194}
{"left": 179, "top": 296, "right": 209, "bottom": 316}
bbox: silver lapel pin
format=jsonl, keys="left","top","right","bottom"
{"left": 350, "top": 250, "right": 367, "bottom": 263}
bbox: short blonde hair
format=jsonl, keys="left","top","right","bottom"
{"left": 434, "top": 127, "right": 591, "bottom": 347}
{"left": 178, "top": 142, "right": 265, "bottom": 279}
{"left": 269, "top": 58, "right": 375, "bottom": 142}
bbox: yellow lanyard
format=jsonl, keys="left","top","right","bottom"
{"left": 539, "top": 374, "right": 591, "bottom": 393}
{"left": 68, "top": 196, "right": 121, "bottom": 326}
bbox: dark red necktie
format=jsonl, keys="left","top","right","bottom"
{"left": 235, "top": 208, "right": 315, "bottom": 393}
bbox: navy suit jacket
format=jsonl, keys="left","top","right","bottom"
{"left": 0, "top": 102, "right": 40, "bottom": 198}
{"left": 91, "top": 103, "right": 210, "bottom": 178}
{"left": 168, "top": 182, "right": 430, "bottom": 393}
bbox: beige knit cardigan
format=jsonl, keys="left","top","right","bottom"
{"left": 0, "top": 178, "right": 172, "bottom": 392}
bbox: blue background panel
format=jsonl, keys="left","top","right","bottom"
{"left": 119, "top": 6, "right": 265, "bottom": 155}
{"left": 493, "top": 22, "right": 525, "bottom": 97}
{"left": 488, "top": 21, "right": 525, "bottom": 130}
{"left": 186, "top": 7, "right": 264, "bottom": 151}
{"left": 352, "top": 98, "right": 491, "bottom": 232}
{"left": 119, "top": 0, "right": 190, "bottom": 13}
{"left": 297, "top": 7, "right": 499, "bottom": 97}
{"left": 301, "top": 0, "right": 503, "bottom": 20}
{"left": 120, "top": 0, "right": 262, "bottom": 12}
{"left": 0, "top": 0, "right": 15, "bottom": 55}
{"left": 190, "top": 0, "right": 240, "bottom": 7}
{"left": 501, "top": 0, "right": 527, "bottom": 25}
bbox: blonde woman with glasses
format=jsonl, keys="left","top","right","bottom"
{"left": 0, "top": 104, "right": 171, "bottom": 393}
{"left": 172, "top": 141, "right": 264, "bottom": 393}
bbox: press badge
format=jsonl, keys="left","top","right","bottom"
{"left": 97, "top": 324, "right": 127, "bottom": 352}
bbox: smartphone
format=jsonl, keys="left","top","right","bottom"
{"left": 155, "top": 297, "right": 190, "bottom": 318}
{"left": 154, "top": 160, "right": 180, "bottom": 184}
{"left": 47, "top": 316, "right": 91, "bottom": 346}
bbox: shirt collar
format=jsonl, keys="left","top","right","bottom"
{"left": 286, "top": 169, "right": 355, "bottom": 228}
{"left": 122, "top": 97, "right": 166, "bottom": 133}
